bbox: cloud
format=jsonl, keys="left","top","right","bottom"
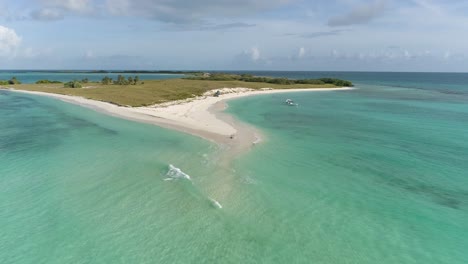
{"left": 298, "top": 47, "right": 305, "bottom": 58}
{"left": 235, "top": 46, "right": 262, "bottom": 64}
{"left": 42, "top": 0, "right": 92, "bottom": 13}
{"left": 26, "top": 0, "right": 281, "bottom": 27}
{"left": 105, "top": 0, "right": 289, "bottom": 24}
{"left": 30, "top": 0, "right": 93, "bottom": 20}
{"left": 0, "top": 25, "right": 21, "bottom": 57}
{"left": 250, "top": 47, "right": 260, "bottom": 61}
{"left": 298, "top": 29, "right": 348, "bottom": 38}
{"left": 208, "top": 22, "right": 256, "bottom": 30}
{"left": 30, "top": 8, "right": 64, "bottom": 21}
{"left": 328, "top": 0, "right": 386, "bottom": 27}
{"left": 327, "top": 47, "right": 439, "bottom": 61}
{"left": 162, "top": 22, "right": 256, "bottom": 31}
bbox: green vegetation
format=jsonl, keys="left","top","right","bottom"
{"left": 101, "top": 76, "right": 113, "bottom": 85}
{"left": 12, "top": 77, "right": 346, "bottom": 107}
{"left": 36, "top": 80, "right": 62, "bottom": 84}
{"left": 101, "top": 75, "right": 140, "bottom": 85}
{"left": 64, "top": 70, "right": 199, "bottom": 74}
{"left": 188, "top": 73, "right": 353, "bottom": 87}
{"left": 115, "top": 75, "right": 128, "bottom": 85}
{"left": 96, "top": 70, "right": 199, "bottom": 74}
{"left": 63, "top": 80, "right": 83, "bottom": 88}
{"left": 0, "top": 77, "right": 21, "bottom": 85}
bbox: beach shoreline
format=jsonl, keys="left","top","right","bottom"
{"left": 2, "top": 87, "right": 352, "bottom": 157}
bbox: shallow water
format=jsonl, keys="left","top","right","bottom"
{"left": 226, "top": 78, "right": 468, "bottom": 263}
{"left": 1, "top": 72, "right": 468, "bottom": 263}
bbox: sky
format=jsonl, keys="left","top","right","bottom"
{"left": 0, "top": 0, "right": 467, "bottom": 71}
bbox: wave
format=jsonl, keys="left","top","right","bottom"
{"left": 209, "top": 198, "right": 223, "bottom": 209}
{"left": 164, "top": 164, "right": 223, "bottom": 209}
{"left": 164, "top": 164, "right": 191, "bottom": 181}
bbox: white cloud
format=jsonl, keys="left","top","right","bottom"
{"left": 324, "top": 47, "right": 442, "bottom": 61}
{"left": 31, "top": 0, "right": 93, "bottom": 20}
{"left": 234, "top": 46, "right": 264, "bottom": 66}
{"left": 42, "top": 0, "right": 91, "bottom": 13}
{"left": 27, "top": 0, "right": 287, "bottom": 27}
{"left": 0, "top": 25, "right": 21, "bottom": 57}
{"left": 250, "top": 47, "right": 260, "bottom": 61}
{"left": 2, "top": 0, "right": 468, "bottom": 71}
{"left": 298, "top": 47, "right": 305, "bottom": 58}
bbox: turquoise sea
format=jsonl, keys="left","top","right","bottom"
{"left": 1, "top": 72, "right": 468, "bottom": 263}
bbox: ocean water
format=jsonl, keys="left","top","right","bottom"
{"left": 1, "top": 72, "right": 468, "bottom": 263}
{"left": 0, "top": 70, "right": 183, "bottom": 84}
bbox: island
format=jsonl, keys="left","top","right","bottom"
{"left": 1, "top": 73, "right": 353, "bottom": 155}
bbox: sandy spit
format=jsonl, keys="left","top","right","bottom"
{"left": 2, "top": 87, "right": 353, "bottom": 156}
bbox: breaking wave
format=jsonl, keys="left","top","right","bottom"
{"left": 163, "top": 164, "right": 223, "bottom": 209}
{"left": 209, "top": 198, "right": 223, "bottom": 209}
{"left": 164, "top": 164, "right": 191, "bottom": 181}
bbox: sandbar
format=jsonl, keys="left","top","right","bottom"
{"left": 2, "top": 87, "right": 352, "bottom": 157}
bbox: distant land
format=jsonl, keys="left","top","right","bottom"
{"left": 0, "top": 70, "right": 200, "bottom": 74}
{"left": 0, "top": 73, "right": 353, "bottom": 107}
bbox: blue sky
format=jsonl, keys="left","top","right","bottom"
{"left": 0, "top": 0, "right": 467, "bottom": 71}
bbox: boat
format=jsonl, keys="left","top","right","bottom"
{"left": 285, "top": 99, "right": 297, "bottom": 106}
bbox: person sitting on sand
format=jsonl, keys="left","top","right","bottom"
{"left": 214, "top": 90, "right": 220, "bottom": 97}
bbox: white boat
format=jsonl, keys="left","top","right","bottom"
{"left": 285, "top": 99, "right": 297, "bottom": 106}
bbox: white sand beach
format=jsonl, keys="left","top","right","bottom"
{"left": 4, "top": 87, "right": 352, "bottom": 155}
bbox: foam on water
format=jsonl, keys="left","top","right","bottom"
{"left": 209, "top": 198, "right": 223, "bottom": 209}
{"left": 164, "top": 164, "right": 191, "bottom": 181}
{"left": 163, "top": 164, "right": 224, "bottom": 210}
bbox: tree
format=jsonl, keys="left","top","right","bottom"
{"left": 36, "top": 80, "right": 62, "bottom": 84}
{"left": 64, "top": 80, "right": 82, "bottom": 88}
{"left": 127, "top": 76, "right": 134, "bottom": 85}
{"left": 116, "top": 75, "right": 127, "bottom": 85}
{"left": 8, "top": 76, "right": 21, "bottom": 85}
{"left": 134, "top": 75, "right": 139, "bottom": 85}
{"left": 101, "top": 76, "right": 113, "bottom": 85}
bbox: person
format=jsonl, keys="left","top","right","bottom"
{"left": 214, "top": 90, "right": 220, "bottom": 97}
